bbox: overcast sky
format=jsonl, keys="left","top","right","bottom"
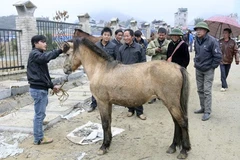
{"left": 0, "top": 0, "right": 238, "bottom": 25}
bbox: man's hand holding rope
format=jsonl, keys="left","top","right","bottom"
{"left": 51, "top": 77, "right": 69, "bottom": 104}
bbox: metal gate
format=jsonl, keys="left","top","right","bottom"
{"left": 0, "top": 28, "right": 23, "bottom": 71}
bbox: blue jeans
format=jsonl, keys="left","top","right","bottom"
{"left": 220, "top": 64, "right": 231, "bottom": 88}
{"left": 29, "top": 88, "right": 48, "bottom": 143}
{"left": 189, "top": 42, "right": 193, "bottom": 52}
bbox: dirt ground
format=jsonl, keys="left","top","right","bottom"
{"left": 4, "top": 55, "right": 240, "bottom": 160}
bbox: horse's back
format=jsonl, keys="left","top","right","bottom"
{"left": 109, "top": 60, "right": 182, "bottom": 80}
{"left": 91, "top": 60, "right": 184, "bottom": 106}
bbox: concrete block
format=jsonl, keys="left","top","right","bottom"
{"left": 0, "top": 88, "right": 11, "bottom": 100}
{"left": 0, "top": 80, "right": 29, "bottom": 98}
{"left": 11, "top": 84, "right": 29, "bottom": 96}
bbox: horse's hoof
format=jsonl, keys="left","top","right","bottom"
{"left": 177, "top": 153, "right": 188, "bottom": 159}
{"left": 97, "top": 149, "right": 107, "bottom": 155}
{"left": 166, "top": 147, "right": 176, "bottom": 154}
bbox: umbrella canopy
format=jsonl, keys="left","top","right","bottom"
{"left": 204, "top": 16, "right": 240, "bottom": 38}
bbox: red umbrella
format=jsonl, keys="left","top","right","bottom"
{"left": 205, "top": 16, "right": 240, "bottom": 38}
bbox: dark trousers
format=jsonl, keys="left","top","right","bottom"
{"left": 220, "top": 64, "right": 231, "bottom": 88}
{"left": 91, "top": 96, "right": 97, "bottom": 108}
{"left": 128, "top": 106, "right": 143, "bottom": 116}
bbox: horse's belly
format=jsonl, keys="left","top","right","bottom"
{"left": 110, "top": 93, "right": 148, "bottom": 107}
{"left": 112, "top": 99, "right": 146, "bottom": 107}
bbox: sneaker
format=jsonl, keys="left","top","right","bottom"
{"left": 34, "top": 137, "right": 53, "bottom": 145}
{"left": 220, "top": 88, "right": 226, "bottom": 92}
{"left": 87, "top": 106, "right": 96, "bottom": 112}
{"left": 194, "top": 108, "right": 204, "bottom": 114}
{"left": 148, "top": 98, "right": 156, "bottom": 104}
{"left": 202, "top": 113, "right": 211, "bottom": 121}
{"left": 43, "top": 121, "right": 49, "bottom": 125}
{"left": 137, "top": 114, "right": 146, "bottom": 120}
{"left": 127, "top": 112, "right": 134, "bottom": 117}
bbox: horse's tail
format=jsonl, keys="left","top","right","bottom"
{"left": 180, "top": 67, "right": 191, "bottom": 151}
{"left": 180, "top": 67, "right": 189, "bottom": 116}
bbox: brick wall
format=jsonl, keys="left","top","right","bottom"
{"left": 15, "top": 16, "right": 37, "bottom": 68}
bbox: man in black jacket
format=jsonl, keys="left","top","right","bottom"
{"left": 27, "top": 35, "right": 69, "bottom": 145}
{"left": 111, "top": 29, "right": 123, "bottom": 51}
{"left": 87, "top": 27, "right": 118, "bottom": 112}
{"left": 117, "top": 29, "right": 147, "bottom": 120}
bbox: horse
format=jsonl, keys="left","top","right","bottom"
{"left": 62, "top": 37, "right": 191, "bottom": 159}
{"left": 73, "top": 28, "right": 102, "bottom": 43}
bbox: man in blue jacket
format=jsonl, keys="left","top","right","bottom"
{"left": 188, "top": 30, "right": 194, "bottom": 52}
{"left": 27, "top": 35, "right": 69, "bottom": 145}
{"left": 193, "top": 22, "right": 222, "bottom": 121}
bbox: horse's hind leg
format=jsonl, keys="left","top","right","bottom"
{"left": 97, "top": 102, "right": 112, "bottom": 155}
{"left": 167, "top": 107, "right": 190, "bottom": 159}
{"left": 178, "top": 117, "right": 190, "bottom": 159}
{"left": 166, "top": 116, "right": 182, "bottom": 154}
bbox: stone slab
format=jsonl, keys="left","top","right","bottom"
{"left": 19, "top": 103, "right": 74, "bottom": 113}
{"left": 0, "top": 108, "right": 72, "bottom": 134}
{"left": 0, "top": 80, "right": 29, "bottom": 98}
{"left": 0, "top": 88, "right": 11, "bottom": 100}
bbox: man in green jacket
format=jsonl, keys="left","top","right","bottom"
{"left": 146, "top": 27, "right": 170, "bottom": 61}
{"left": 146, "top": 27, "right": 170, "bottom": 104}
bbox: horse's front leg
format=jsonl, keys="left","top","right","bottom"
{"left": 97, "top": 101, "right": 112, "bottom": 155}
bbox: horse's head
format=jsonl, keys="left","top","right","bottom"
{"left": 73, "top": 28, "right": 102, "bottom": 43}
{"left": 63, "top": 41, "right": 82, "bottom": 75}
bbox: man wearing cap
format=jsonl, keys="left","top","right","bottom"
{"left": 193, "top": 22, "right": 222, "bottom": 121}
{"left": 27, "top": 35, "right": 69, "bottom": 145}
{"left": 167, "top": 28, "right": 190, "bottom": 68}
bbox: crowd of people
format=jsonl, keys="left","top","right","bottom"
{"left": 27, "top": 21, "right": 239, "bottom": 145}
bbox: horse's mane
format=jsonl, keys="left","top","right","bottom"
{"left": 72, "top": 38, "right": 116, "bottom": 64}
{"left": 75, "top": 29, "right": 90, "bottom": 36}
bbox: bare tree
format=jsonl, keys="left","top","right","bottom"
{"left": 53, "top": 10, "right": 69, "bottom": 22}
{"left": 194, "top": 18, "right": 204, "bottom": 25}
{"left": 228, "top": 13, "right": 239, "bottom": 23}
